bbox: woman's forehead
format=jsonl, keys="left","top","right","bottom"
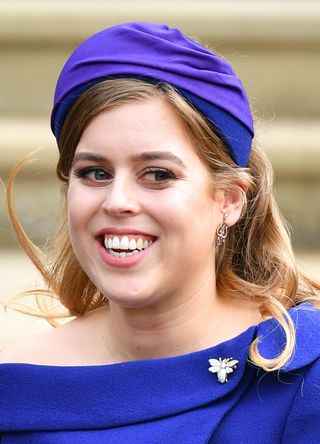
{"left": 75, "top": 99, "right": 200, "bottom": 163}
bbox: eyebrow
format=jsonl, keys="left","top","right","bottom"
{"left": 72, "top": 151, "right": 186, "bottom": 168}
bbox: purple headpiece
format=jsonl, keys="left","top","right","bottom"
{"left": 51, "top": 22, "right": 254, "bottom": 167}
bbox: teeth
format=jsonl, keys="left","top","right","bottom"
{"left": 136, "top": 238, "right": 144, "bottom": 250}
{"left": 112, "top": 236, "right": 120, "bottom": 249}
{"left": 120, "top": 236, "right": 129, "bottom": 249}
{"left": 129, "top": 238, "right": 137, "bottom": 250}
{"left": 104, "top": 235, "right": 153, "bottom": 251}
{"left": 109, "top": 250, "right": 136, "bottom": 258}
{"left": 106, "top": 241, "right": 155, "bottom": 259}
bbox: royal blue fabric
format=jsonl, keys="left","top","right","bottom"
{"left": 1, "top": 302, "right": 320, "bottom": 443}
{"left": 51, "top": 22, "right": 254, "bottom": 167}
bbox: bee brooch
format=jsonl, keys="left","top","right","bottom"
{"left": 208, "top": 357, "right": 239, "bottom": 384}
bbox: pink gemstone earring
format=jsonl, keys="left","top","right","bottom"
{"left": 216, "top": 213, "right": 228, "bottom": 247}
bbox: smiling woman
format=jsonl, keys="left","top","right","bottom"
{"left": 1, "top": 22, "right": 320, "bottom": 444}
{"left": 66, "top": 97, "right": 225, "bottom": 308}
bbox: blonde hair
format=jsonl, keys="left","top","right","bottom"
{"left": 5, "top": 79, "right": 320, "bottom": 371}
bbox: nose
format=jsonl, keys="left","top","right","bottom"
{"left": 100, "top": 173, "right": 141, "bottom": 217}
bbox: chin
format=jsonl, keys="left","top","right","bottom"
{"left": 98, "top": 282, "right": 158, "bottom": 309}
{"left": 106, "top": 293, "right": 158, "bottom": 309}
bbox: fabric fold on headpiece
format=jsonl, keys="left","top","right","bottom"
{"left": 51, "top": 22, "right": 254, "bottom": 167}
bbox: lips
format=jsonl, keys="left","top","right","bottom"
{"left": 97, "top": 228, "right": 157, "bottom": 257}
{"left": 95, "top": 228, "right": 158, "bottom": 268}
{"left": 96, "top": 227, "right": 157, "bottom": 239}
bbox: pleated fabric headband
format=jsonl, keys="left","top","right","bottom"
{"left": 51, "top": 22, "right": 254, "bottom": 167}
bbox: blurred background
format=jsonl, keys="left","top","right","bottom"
{"left": 1, "top": 0, "right": 319, "bottom": 348}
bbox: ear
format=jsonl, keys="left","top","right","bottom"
{"left": 221, "top": 183, "right": 248, "bottom": 227}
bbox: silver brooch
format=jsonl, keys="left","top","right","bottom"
{"left": 208, "top": 357, "right": 239, "bottom": 384}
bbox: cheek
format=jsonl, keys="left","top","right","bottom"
{"left": 153, "top": 187, "right": 216, "bottom": 233}
{"left": 67, "top": 185, "right": 98, "bottom": 234}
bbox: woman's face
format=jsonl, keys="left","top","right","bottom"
{"left": 67, "top": 98, "right": 226, "bottom": 309}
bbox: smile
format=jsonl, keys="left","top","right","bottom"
{"left": 96, "top": 234, "right": 157, "bottom": 268}
{"left": 104, "top": 235, "right": 154, "bottom": 258}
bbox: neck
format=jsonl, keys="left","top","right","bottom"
{"left": 93, "top": 276, "right": 261, "bottom": 364}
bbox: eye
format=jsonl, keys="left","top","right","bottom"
{"left": 73, "top": 167, "right": 110, "bottom": 182}
{"left": 140, "top": 168, "right": 177, "bottom": 185}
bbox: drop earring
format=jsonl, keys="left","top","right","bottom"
{"left": 216, "top": 213, "right": 228, "bottom": 247}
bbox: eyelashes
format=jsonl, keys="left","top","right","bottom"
{"left": 73, "top": 167, "right": 110, "bottom": 181}
{"left": 143, "top": 167, "right": 177, "bottom": 183}
{"left": 72, "top": 166, "right": 178, "bottom": 186}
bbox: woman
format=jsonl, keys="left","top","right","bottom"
{"left": 1, "top": 22, "right": 320, "bottom": 443}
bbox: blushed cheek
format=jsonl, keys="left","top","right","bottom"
{"left": 66, "top": 200, "right": 90, "bottom": 266}
{"left": 66, "top": 188, "right": 91, "bottom": 234}
{"left": 66, "top": 204, "right": 79, "bottom": 246}
{"left": 150, "top": 193, "right": 185, "bottom": 226}
{"left": 153, "top": 194, "right": 211, "bottom": 250}
{"left": 153, "top": 185, "right": 209, "bottom": 218}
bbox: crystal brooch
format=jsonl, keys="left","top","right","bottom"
{"left": 208, "top": 357, "right": 239, "bottom": 384}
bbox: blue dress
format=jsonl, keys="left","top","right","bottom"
{"left": 1, "top": 302, "right": 320, "bottom": 443}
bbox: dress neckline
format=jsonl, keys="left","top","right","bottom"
{"left": 1, "top": 302, "right": 319, "bottom": 434}
{"left": 0, "top": 318, "right": 257, "bottom": 431}
{"left": 0, "top": 301, "right": 316, "bottom": 370}
{"left": 0, "top": 316, "right": 259, "bottom": 369}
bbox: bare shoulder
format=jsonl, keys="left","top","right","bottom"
{"left": 0, "top": 328, "right": 60, "bottom": 365}
{"left": 0, "top": 307, "right": 108, "bottom": 366}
